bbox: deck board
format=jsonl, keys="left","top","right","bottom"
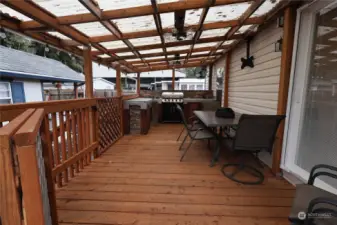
{"left": 56, "top": 124, "right": 294, "bottom": 225}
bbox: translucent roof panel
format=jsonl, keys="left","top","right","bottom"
{"left": 100, "top": 40, "right": 128, "bottom": 49}
{"left": 157, "top": 0, "right": 180, "bottom": 3}
{"left": 48, "top": 32, "right": 70, "bottom": 40}
{"left": 251, "top": 0, "right": 282, "bottom": 17}
{"left": 194, "top": 42, "right": 219, "bottom": 48}
{"left": 129, "top": 36, "right": 162, "bottom": 46}
{"left": 236, "top": 25, "right": 254, "bottom": 34}
{"left": 112, "top": 15, "right": 156, "bottom": 33}
{"left": 96, "top": 0, "right": 150, "bottom": 11}
{"left": 0, "top": 4, "right": 31, "bottom": 21}
{"left": 192, "top": 51, "right": 211, "bottom": 56}
{"left": 200, "top": 28, "right": 230, "bottom": 39}
{"left": 73, "top": 22, "right": 111, "bottom": 36}
{"left": 98, "top": 54, "right": 111, "bottom": 58}
{"left": 32, "top": 0, "right": 89, "bottom": 17}
{"left": 164, "top": 31, "right": 195, "bottom": 43}
{"left": 160, "top": 12, "right": 175, "bottom": 29}
{"left": 116, "top": 52, "right": 134, "bottom": 57}
{"left": 166, "top": 45, "right": 191, "bottom": 52}
{"left": 185, "top": 9, "right": 203, "bottom": 26}
{"left": 139, "top": 49, "right": 163, "bottom": 55}
{"left": 205, "top": 2, "right": 251, "bottom": 24}
{"left": 125, "top": 58, "right": 139, "bottom": 62}
{"left": 144, "top": 56, "right": 165, "bottom": 60}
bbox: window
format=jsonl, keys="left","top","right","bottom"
{"left": 189, "top": 85, "right": 195, "bottom": 90}
{"left": 181, "top": 84, "right": 187, "bottom": 90}
{"left": 196, "top": 85, "right": 204, "bottom": 90}
{"left": 0, "top": 82, "right": 12, "bottom": 104}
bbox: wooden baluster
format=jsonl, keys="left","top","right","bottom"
{"left": 41, "top": 115, "right": 58, "bottom": 225}
{"left": 77, "top": 109, "right": 84, "bottom": 169}
{"left": 80, "top": 108, "right": 87, "bottom": 166}
{"left": 51, "top": 113, "right": 62, "bottom": 187}
{"left": 65, "top": 111, "right": 74, "bottom": 178}
{"left": 93, "top": 106, "right": 99, "bottom": 158}
{"left": 85, "top": 107, "right": 91, "bottom": 164}
{"left": 72, "top": 109, "right": 80, "bottom": 173}
{"left": 59, "top": 111, "right": 68, "bottom": 183}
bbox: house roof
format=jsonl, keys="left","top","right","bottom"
{"left": 0, "top": 46, "right": 85, "bottom": 82}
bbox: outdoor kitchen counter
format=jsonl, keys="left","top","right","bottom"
{"left": 123, "top": 98, "right": 154, "bottom": 135}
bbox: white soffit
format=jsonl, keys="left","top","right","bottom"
{"left": 112, "top": 15, "right": 156, "bottom": 33}
{"left": 0, "top": 4, "right": 31, "bottom": 21}
{"left": 205, "top": 2, "right": 251, "bottom": 24}
{"left": 200, "top": 28, "right": 230, "bottom": 38}
{"left": 32, "top": 0, "right": 89, "bottom": 17}
{"left": 139, "top": 49, "right": 163, "bottom": 54}
{"left": 251, "top": 0, "right": 282, "bottom": 17}
{"left": 72, "top": 22, "right": 111, "bottom": 36}
{"left": 100, "top": 40, "right": 128, "bottom": 49}
{"left": 129, "top": 36, "right": 162, "bottom": 46}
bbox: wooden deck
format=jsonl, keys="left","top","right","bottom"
{"left": 56, "top": 124, "right": 295, "bottom": 225}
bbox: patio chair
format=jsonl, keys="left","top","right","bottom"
{"left": 289, "top": 164, "right": 337, "bottom": 225}
{"left": 176, "top": 104, "right": 217, "bottom": 162}
{"left": 176, "top": 114, "right": 203, "bottom": 141}
{"left": 221, "top": 114, "right": 285, "bottom": 185}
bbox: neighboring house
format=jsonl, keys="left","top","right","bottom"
{"left": 93, "top": 63, "right": 186, "bottom": 89}
{"left": 150, "top": 78, "right": 206, "bottom": 91}
{"left": 0, "top": 46, "right": 84, "bottom": 104}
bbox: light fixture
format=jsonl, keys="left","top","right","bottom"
{"left": 275, "top": 38, "right": 283, "bottom": 52}
{"left": 0, "top": 27, "right": 7, "bottom": 39}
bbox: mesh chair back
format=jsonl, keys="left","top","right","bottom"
{"left": 233, "top": 114, "right": 285, "bottom": 153}
{"left": 176, "top": 104, "right": 189, "bottom": 128}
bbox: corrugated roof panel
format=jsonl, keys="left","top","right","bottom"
{"left": 144, "top": 56, "right": 165, "bottom": 60}
{"left": 129, "top": 36, "right": 162, "bottom": 46}
{"left": 139, "top": 48, "right": 163, "bottom": 55}
{"left": 112, "top": 15, "right": 156, "bottom": 33}
{"left": 194, "top": 42, "right": 219, "bottom": 48}
{"left": 222, "top": 40, "right": 235, "bottom": 46}
{"left": 100, "top": 40, "right": 128, "bottom": 49}
{"left": 32, "top": 0, "right": 89, "bottom": 17}
{"left": 96, "top": 0, "right": 150, "bottom": 11}
{"left": 116, "top": 52, "right": 134, "bottom": 57}
{"left": 98, "top": 54, "right": 111, "bottom": 58}
{"left": 185, "top": 9, "right": 203, "bottom": 26}
{"left": 160, "top": 12, "right": 175, "bottom": 29}
{"left": 205, "top": 2, "right": 251, "bottom": 24}
{"left": 166, "top": 45, "right": 191, "bottom": 52}
{"left": 200, "top": 28, "right": 230, "bottom": 38}
{"left": 236, "top": 25, "right": 254, "bottom": 34}
{"left": 0, "top": 4, "right": 31, "bottom": 21}
{"left": 251, "top": 0, "right": 282, "bottom": 17}
{"left": 48, "top": 31, "right": 71, "bottom": 40}
{"left": 73, "top": 22, "right": 111, "bottom": 36}
{"left": 192, "top": 51, "right": 211, "bottom": 56}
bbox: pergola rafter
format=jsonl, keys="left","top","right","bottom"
{"left": 0, "top": 0, "right": 291, "bottom": 72}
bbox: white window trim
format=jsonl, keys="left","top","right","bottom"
{"left": 0, "top": 82, "right": 13, "bottom": 104}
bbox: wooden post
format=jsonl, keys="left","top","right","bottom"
{"left": 172, "top": 68, "right": 175, "bottom": 90}
{"left": 272, "top": 6, "right": 296, "bottom": 174}
{"left": 208, "top": 64, "right": 213, "bottom": 91}
{"left": 83, "top": 46, "right": 93, "bottom": 98}
{"left": 137, "top": 72, "right": 141, "bottom": 94}
{"left": 223, "top": 51, "right": 231, "bottom": 107}
{"left": 116, "top": 65, "right": 122, "bottom": 97}
{"left": 73, "top": 83, "right": 78, "bottom": 99}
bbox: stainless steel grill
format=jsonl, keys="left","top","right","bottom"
{"left": 161, "top": 91, "right": 184, "bottom": 103}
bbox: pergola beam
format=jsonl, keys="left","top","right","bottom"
{"left": 20, "top": 0, "right": 252, "bottom": 30}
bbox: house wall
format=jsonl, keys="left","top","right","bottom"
{"left": 228, "top": 20, "right": 283, "bottom": 114}
{"left": 93, "top": 79, "right": 115, "bottom": 90}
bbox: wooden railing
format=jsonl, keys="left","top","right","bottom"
{"left": 0, "top": 96, "right": 132, "bottom": 225}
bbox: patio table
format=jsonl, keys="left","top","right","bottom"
{"left": 193, "top": 110, "right": 241, "bottom": 166}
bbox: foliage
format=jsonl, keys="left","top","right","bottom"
{"left": 178, "top": 67, "right": 208, "bottom": 78}
{"left": 0, "top": 30, "right": 83, "bottom": 73}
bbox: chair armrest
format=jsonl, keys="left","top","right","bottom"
{"left": 308, "top": 164, "right": 337, "bottom": 185}
{"left": 304, "top": 197, "right": 337, "bottom": 225}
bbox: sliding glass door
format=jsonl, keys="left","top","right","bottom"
{"left": 283, "top": 0, "right": 337, "bottom": 193}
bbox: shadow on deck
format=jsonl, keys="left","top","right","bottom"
{"left": 56, "top": 124, "right": 294, "bottom": 225}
